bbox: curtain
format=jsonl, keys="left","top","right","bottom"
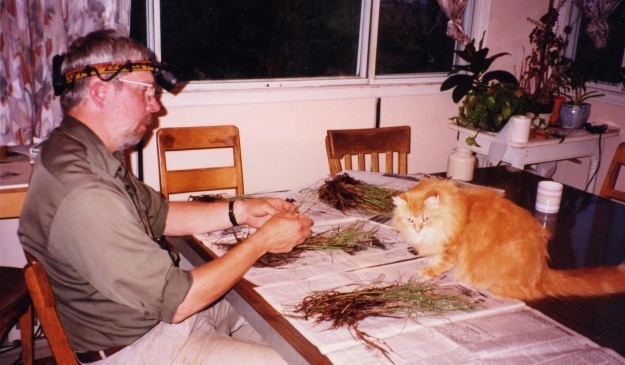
{"left": 0, "top": 0, "right": 131, "bottom": 146}
{"left": 436, "top": 0, "right": 471, "bottom": 45}
{"left": 575, "top": 0, "right": 623, "bottom": 48}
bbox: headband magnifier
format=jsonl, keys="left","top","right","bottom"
{"left": 52, "top": 54, "right": 180, "bottom": 96}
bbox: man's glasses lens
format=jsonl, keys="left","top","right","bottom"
{"left": 118, "top": 78, "right": 155, "bottom": 101}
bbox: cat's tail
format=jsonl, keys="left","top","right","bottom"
{"left": 541, "top": 264, "right": 625, "bottom": 298}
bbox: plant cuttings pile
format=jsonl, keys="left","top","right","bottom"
{"left": 215, "top": 221, "right": 382, "bottom": 268}
{"left": 318, "top": 174, "right": 399, "bottom": 214}
{"left": 290, "top": 277, "right": 484, "bottom": 360}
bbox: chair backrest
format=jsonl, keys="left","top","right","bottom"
{"left": 23, "top": 252, "right": 78, "bottom": 365}
{"left": 156, "top": 125, "right": 244, "bottom": 200}
{"left": 600, "top": 142, "right": 625, "bottom": 203}
{"left": 325, "top": 126, "right": 411, "bottom": 175}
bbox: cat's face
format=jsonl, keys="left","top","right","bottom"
{"left": 392, "top": 194, "right": 445, "bottom": 255}
{"left": 392, "top": 195, "right": 438, "bottom": 233}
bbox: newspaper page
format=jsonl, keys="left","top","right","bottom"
{"left": 197, "top": 220, "right": 419, "bottom": 286}
{"left": 324, "top": 307, "right": 625, "bottom": 365}
{"left": 254, "top": 259, "right": 525, "bottom": 356}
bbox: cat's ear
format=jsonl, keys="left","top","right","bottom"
{"left": 392, "top": 196, "right": 407, "bottom": 207}
{"left": 424, "top": 195, "right": 439, "bottom": 208}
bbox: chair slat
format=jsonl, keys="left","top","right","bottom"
{"left": 371, "top": 152, "right": 380, "bottom": 172}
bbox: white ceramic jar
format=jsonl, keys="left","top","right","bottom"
{"left": 447, "top": 148, "right": 476, "bottom": 181}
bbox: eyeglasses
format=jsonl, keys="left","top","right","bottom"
{"left": 117, "top": 78, "right": 156, "bottom": 102}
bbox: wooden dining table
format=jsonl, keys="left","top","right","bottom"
{"left": 0, "top": 155, "right": 31, "bottom": 219}
{"left": 467, "top": 166, "right": 625, "bottom": 359}
{"left": 172, "top": 166, "right": 625, "bottom": 363}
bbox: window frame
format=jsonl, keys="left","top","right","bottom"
{"left": 146, "top": 0, "right": 492, "bottom": 106}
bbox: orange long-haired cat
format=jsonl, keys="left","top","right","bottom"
{"left": 392, "top": 178, "right": 625, "bottom": 300}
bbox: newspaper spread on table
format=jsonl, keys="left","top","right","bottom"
{"left": 196, "top": 171, "right": 625, "bottom": 364}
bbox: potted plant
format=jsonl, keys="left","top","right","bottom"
{"left": 441, "top": 33, "right": 528, "bottom": 145}
{"left": 518, "top": 0, "right": 570, "bottom": 122}
{"left": 440, "top": 35, "right": 527, "bottom": 145}
{"left": 558, "top": 58, "right": 605, "bottom": 129}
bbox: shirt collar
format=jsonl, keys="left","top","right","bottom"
{"left": 58, "top": 115, "right": 126, "bottom": 178}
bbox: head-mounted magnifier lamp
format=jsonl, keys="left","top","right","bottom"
{"left": 52, "top": 54, "right": 181, "bottom": 96}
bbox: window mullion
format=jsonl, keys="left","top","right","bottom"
{"left": 366, "top": 0, "right": 380, "bottom": 82}
{"left": 150, "top": 0, "right": 161, "bottom": 58}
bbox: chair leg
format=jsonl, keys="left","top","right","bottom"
{"left": 19, "top": 304, "right": 34, "bottom": 365}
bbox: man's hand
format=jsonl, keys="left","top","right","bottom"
{"left": 250, "top": 212, "right": 313, "bottom": 254}
{"left": 235, "top": 198, "right": 298, "bottom": 228}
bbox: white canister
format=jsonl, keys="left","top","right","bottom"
{"left": 509, "top": 115, "right": 532, "bottom": 143}
{"left": 447, "top": 148, "right": 476, "bottom": 181}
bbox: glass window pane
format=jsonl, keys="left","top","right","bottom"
{"left": 159, "top": 0, "right": 362, "bottom": 81}
{"left": 376, "top": 0, "right": 456, "bottom": 75}
{"left": 130, "top": 1, "right": 147, "bottom": 45}
{"left": 573, "top": 1, "right": 625, "bottom": 85}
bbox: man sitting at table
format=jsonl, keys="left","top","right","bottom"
{"left": 18, "top": 29, "right": 313, "bottom": 364}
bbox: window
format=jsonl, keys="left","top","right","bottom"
{"left": 567, "top": 1, "right": 625, "bottom": 99}
{"left": 159, "top": 1, "right": 362, "bottom": 80}
{"left": 132, "top": 0, "right": 484, "bottom": 87}
{"left": 376, "top": 0, "right": 457, "bottom": 75}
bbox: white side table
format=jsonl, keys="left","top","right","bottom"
{"left": 448, "top": 124, "right": 621, "bottom": 192}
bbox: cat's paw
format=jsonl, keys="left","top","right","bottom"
{"left": 418, "top": 266, "right": 442, "bottom": 278}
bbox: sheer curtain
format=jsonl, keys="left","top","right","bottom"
{"left": 437, "top": 0, "right": 471, "bottom": 45}
{"left": 575, "top": 0, "right": 623, "bottom": 48}
{"left": 0, "top": 0, "right": 131, "bottom": 146}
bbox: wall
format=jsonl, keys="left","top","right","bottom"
{"left": 2, "top": 0, "right": 624, "bottom": 267}
{"left": 140, "top": 93, "right": 459, "bottom": 194}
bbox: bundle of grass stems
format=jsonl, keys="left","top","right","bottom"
{"left": 291, "top": 277, "right": 483, "bottom": 360}
{"left": 318, "top": 174, "right": 399, "bottom": 214}
{"left": 215, "top": 221, "right": 380, "bottom": 267}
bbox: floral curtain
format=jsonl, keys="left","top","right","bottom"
{"left": 575, "top": 0, "right": 623, "bottom": 48}
{"left": 0, "top": 0, "right": 131, "bottom": 146}
{"left": 436, "top": 0, "right": 471, "bottom": 45}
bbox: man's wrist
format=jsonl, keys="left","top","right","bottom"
{"left": 228, "top": 200, "right": 239, "bottom": 227}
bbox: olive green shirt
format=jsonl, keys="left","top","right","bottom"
{"left": 18, "top": 116, "right": 192, "bottom": 351}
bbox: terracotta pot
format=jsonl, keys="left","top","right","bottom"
{"left": 550, "top": 96, "right": 565, "bottom": 124}
{"left": 559, "top": 102, "right": 591, "bottom": 129}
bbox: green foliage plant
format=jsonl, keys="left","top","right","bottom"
{"left": 454, "top": 83, "right": 531, "bottom": 134}
{"left": 441, "top": 33, "right": 527, "bottom": 138}
{"left": 559, "top": 58, "right": 605, "bottom": 105}
{"left": 441, "top": 34, "right": 518, "bottom": 104}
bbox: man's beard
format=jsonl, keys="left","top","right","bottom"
{"left": 109, "top": 115, "right": 152, "bottom": 152}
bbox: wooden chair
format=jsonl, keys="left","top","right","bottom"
{"left": 599, "top": 142, "right": 625, "bottom": 203}
{"left": 156, "top": 125, "right": 244, "bottom": 199}
{"left": 23, "top": 252, "right": 78, "bottom": 365}
{"left": 0, "top": 267, "right": 33, "bottom": 365}
{"left": 325, "top": 126, "right": 411, "bottom": 175}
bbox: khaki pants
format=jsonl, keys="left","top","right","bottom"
{"left": 87, "top": 299, "right": 287, "bottom": 365}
